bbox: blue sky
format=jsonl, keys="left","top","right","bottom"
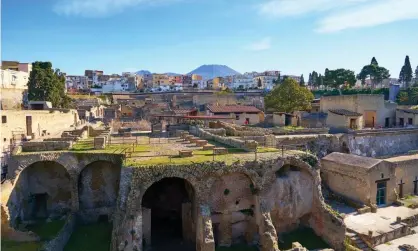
{"left": 2, "top": 0, "right": 418, "bottom": 78}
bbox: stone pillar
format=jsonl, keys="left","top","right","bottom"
{"left": 196, "top": 205, "right": 215, "bottom": 251}
{"left": 70, "top": 174, "right": 79, "bottom": 212}
{"left": 131, "top": 210, "right": 143, "bottom": 251}
{"left": 218, "top": 213, "right": 232, "bottom": 247}
{"left": 254, "top": 196, "right": 279, "bottom": 251}
{"left": 142, "top": 207, "right": 151, "bottom": 248}
{"left": 182, "top": 202, "right": 194, "bottom": 243}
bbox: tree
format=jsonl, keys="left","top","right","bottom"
{"left": 415, "top": 66, "right": 418, "bottom": 85}
{"left": 28, "top": 61, "right": 71, "bottom": 108}
{"left": 357, "top": 57, "right": 390, "bottom": 89}
{"left": 265, "top": 78, "right": 314, "bottom": 113}
{"left": 323, "top": 68, "right": 356, "bottom": 89}
{"left": 397, "top": 91, "right": 409, "bottom": 104}
{"left": 299, "top": 74, "right": 305, "bottom": 86}
{"left": 257, "top": 78, "right": 262, "bottom": 88}
{"left": 399, "top": 55, "right": 413, "bottom": 87}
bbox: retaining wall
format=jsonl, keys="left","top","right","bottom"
{"left": 42, "top": 214, "right": 76, "bottom": 251}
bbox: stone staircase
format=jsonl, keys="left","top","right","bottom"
{"left": 346, "top": 232, "right": 372, "bottom": 251}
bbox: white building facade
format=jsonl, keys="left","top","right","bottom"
{"left": 0, "top": 69, "right": 29, "bottom": 89}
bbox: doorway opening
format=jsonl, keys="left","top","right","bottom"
{"left": 141, "top": 177, "right": 195, "bottom": 251}
{"left": 376, "top": 181, "right": 387, "bottom": 206}
{"left": 30, "top": 193, "right": 48, "bottom": 219}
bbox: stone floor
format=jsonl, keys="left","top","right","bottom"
{"left": 326, "top": 201, "right": 357, "bottom": 215}
{"left": 344, "top": 206, "right": 418, "bottom": 236}
{"left": 374, "top": 232, "right": 418, "bottom": 251}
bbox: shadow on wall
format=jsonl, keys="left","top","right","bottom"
{"left": 7, "top": 161, "right": 72, "bottom": 224}
{"left": 78, "top": 161, "right": 121, "bottom": 211}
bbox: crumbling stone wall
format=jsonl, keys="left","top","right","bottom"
{"left": 78, "top": 161, "right": 121, "bottom": 210}
{"left": 111, "top": 155, "right": 346, "bottom": 251}
{"left": 4, "top": 152, "right": 122, "bottom": 227}
{"left": 344, "top": 129, "right": 418, "bottom": 157}
{"left": 13, "top": 161, "right": 72, "bottom": 220}
{"left": 21, "top": 141, "right": 73, "bottom": 152}
{"left": 191, "top": 126, "right": 258, "bottom": 151}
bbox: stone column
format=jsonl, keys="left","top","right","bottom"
{"left": 70, "top": 174, "right": 79, "bottom": 212}
{"left": 131, "top": 210, "right": 143, "bottom": 251}
{"left": 218, "top": 212, "right": 232, "bottom": 247}
{"left": 254, "top": 196, "right": 279, "bottom": 251}
{"left": 196, "top": 205, "right": 215, "bottom": 251}
{"left": 142, "top": 207, "right": 151, "bottom": 248}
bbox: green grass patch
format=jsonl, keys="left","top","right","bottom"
{"left": 64, "top": 222, "right": 112, "bottom": 251}
{"left": 282, "top": 126, "right": 305, "bottom": 131}
{"left": 27, "top": 219, "right": 66, "bottom": 241}
{"left": 1, "top": 240, "right": 43, "bottom": 251}
{"left": 257, "top": 147, "right": 280, "bottom": 153}
{"left": 279, "top": 228, "right": 330, "bottom": 250}
{"left": 216, "top": 244, "right": 259, "bottom": 251}
{"left": 1, "top": 220, "right": 65, "bottom": 251}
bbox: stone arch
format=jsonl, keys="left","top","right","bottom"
{"left": 141, "top": 177, "right": 196, "bottom": 250}
{"left": 78, "top": 160, "right": 121, "bottom": 212}
{"left": 258, "top": 157, "right": 329, "bottom": 244}
{"left": 11, "top": 161, "right": 72, "bottom": 221}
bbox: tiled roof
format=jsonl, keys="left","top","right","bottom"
{"left": 322, "top": 152, "right": 383, "bottom": 169}
{"left": 172, "top": 108, "right": 197, "bottom": 115}
{"left": 397, "top": 108, "right": 418, "bottom": 114}
{"left": 207, "top": 105, "right": 261, "bottom": 113}
{"left": 328, "top": 109, "right": 362, "bottom": 117}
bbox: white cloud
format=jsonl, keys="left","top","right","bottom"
{"left": 317, "top": 0, "right": 418, "bottom": 33}
{"left": 258, "top": 0, "right": 418, "bottom": 33}
{"left": 53, "top": 0, "right": 179, "bottom": 17}
{"left": 246, "top": 37, "right": 272, "bottom": 51}
{"left": 258, "top": 0, "right": 369, "bottom": 18}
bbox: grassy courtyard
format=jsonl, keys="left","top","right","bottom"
{"left": 1, "top": 219, "right": 65, "bottom": 251}
{"left": 64, "top": 222, "right": 113, "bottom": 251}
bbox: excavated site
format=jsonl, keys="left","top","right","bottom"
{"left": 2, "top": 122, "right": 418, "bottom": 251}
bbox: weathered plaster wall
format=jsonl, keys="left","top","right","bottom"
{"left": 344, "top": 129, "right": 418, "bottom": 157}
{"left": 386, "top": 155, "right": 418, "bottom": 197}
{"left": 264, "top": 168, "right": 314, "bottom": 233}
{"left": 79, "top": 161, "right": 121, "bottom": 210}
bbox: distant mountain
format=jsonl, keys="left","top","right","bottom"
{"left": 136, "top": 70, "right": 152, "bottom": 75}
{"left": 187, "top": 65, "right": 241, "bottom": 80}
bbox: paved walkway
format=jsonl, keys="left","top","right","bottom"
{"left": 344, "top": 206, "right": 418, "bottom": 236}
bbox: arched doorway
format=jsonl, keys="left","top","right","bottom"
{"left": 78, "top": 161, "right": 121, "bottom": 211}
{"left": 141, "top": 177, "right": 195, "bottom": 251}
{"left": 15, "top": 161, "right": 72, "bottom": 221}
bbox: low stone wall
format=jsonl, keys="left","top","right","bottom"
{"left": 272, "top": 128, "right": 329, "bottom": 135}
{"left": 190, "top": 126, "right": 258, "bottom": 151}
{"left": 203, "top": 128, "right": 226, "bottom": 136}
{"left": 21, "top": 141, "right": 73, "bottom": 152}
{"left": 43, "top": 137, "right": 78, "bottom": 142}
{"left": 213, "top": 121, "right": 273, "bottom": 136}
{"left": 344, "top": 129, "right": 418, "bottom": 157}
{"left": 42, "top": 214, "right": 76, "bottom": 251}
